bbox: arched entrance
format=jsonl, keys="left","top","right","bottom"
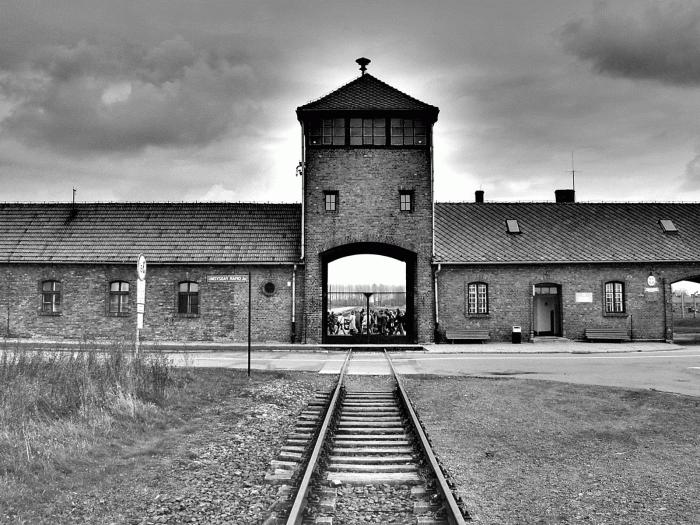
{"left": 533, "top": 283, "right": 562, "bottom": 336}
{"left": 322, "top": 243, "right": 416, "bottom": 344}
{"left": 671, "top": 277, "right": 700, "bottom": 344}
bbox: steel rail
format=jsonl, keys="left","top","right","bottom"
{"left": 384, "top": 349, "right": 468, "bottom": 525}
{"left": 286, "top": 349, "right": 352, "bottom": 525}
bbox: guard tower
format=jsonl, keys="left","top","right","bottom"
{"left": 296, "top": 59, "right": 439, "bottom": 343}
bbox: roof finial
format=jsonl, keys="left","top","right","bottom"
{"left": 356, "top": 57, "right": 370, "bottom": 75}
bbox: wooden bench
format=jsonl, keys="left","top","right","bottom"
{"left": 445, "top": 329, "right": 490, "bottom": 343}
{"left": 584, "top": 328, "right": 631, "bottom": 342}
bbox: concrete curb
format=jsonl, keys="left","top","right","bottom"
{"left": 1, "top": 338, "right": 685, "bottom": 354}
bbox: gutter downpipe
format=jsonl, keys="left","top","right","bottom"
{"left": 662, "top": 277, "right": 669, "bottom": 342}
{"left": 291, "top": 264, "right": 297, "bottom": 343}
{"left": 299, "top": 120, "right": 305, "bottom": 344}
{"left": 300, "top": 120, "right": 305, "bottom": 261}
{"left": 434, "top": 263, "right": 441, "bottom": 342}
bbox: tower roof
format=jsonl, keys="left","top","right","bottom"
{"left": 297, "top": 73, "right": 438, "bottom": 120}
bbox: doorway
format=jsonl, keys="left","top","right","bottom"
{"left": 671, "top": 278, "right": 700, "bottom": 344}
{"left": 534, "top": 284, "right": 562, "bottom": 336}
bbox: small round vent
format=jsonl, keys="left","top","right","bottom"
{"left": 262, "top": 281, "right": 276, "bottom": 296}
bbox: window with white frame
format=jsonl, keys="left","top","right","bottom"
{"left": 41, "top": 280, "right": 61, "bottom": 313}
{"left": 467, "top": 282, "right": 488, "bottom": 314}
{"left": 604, "top": 281, "right": 625, "bottom": 313}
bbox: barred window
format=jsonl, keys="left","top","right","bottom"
{"left": 41, "top": 280, "right": 61, "bottom": 313}
{"left": 109, "top": 281, "right": 130, "bottom": 315}
{"left": 178, "top": 281, "right": 199, "bottom": 315}
{"left": 308, "top": 118, "right": 346, "bottom": 145}
{"left": 390, "top": 118, "right": 427, "bottom": 145}
{"left": 605, "top": 281, "right": 625, "bottom": 313}
{"left": 350, "top": 118, "right": 386, "bottom": 145}
{"left": 468, "top": 282, "right": 488, "bottom": 314}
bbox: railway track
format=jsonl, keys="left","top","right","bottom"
{"left": 266, "top": 349, "right": 470, "bottom": 524}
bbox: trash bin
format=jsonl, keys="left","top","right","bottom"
{"left": 512, "top": 325, "right": 522, "bottom": 344}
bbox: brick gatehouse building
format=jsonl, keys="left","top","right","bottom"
{"left": 1, "top": 60, "right": 699, "bottom": 345}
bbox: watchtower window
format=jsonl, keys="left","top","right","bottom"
{"left": 390, "top": 118, "right": 426, "bottom": 145}
{"left": 399, "top": 190, "right": 413, "bottom": 212}
{"left": 308, "top": 119, "right": 345, "bottom": 145}
{"left": 350, "top": 118, "right": 386, "bottom": 145}
{"left": 324, "top": 191, "right": 338, "bottom": 212}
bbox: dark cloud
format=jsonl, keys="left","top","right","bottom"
{"left": 560, "top": 1, "right": 700, "bottom": 86}
{"left": 0, "top": 35, "right": 262, "bottom": 153}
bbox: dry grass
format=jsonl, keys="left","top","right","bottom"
{"left": 0, "top": 344, "right": 174, "bottom": 485}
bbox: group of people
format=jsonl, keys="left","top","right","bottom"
{"left": 328, "top": 308, "right": 406, "bottom": 336}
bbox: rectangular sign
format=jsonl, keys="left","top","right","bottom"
{"left": 645, "top": 287, "right": 659, "bottom": 293}
{"left": 575, "top": 292, "right": 593, "bottom": 303}
{"left": 206, "top": 274, "right": 249, "bottom": 283}
{"left": 136, "top": 279, "right": 145, "bottom": 304}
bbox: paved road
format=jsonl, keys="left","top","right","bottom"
{"left": 170, "top": 346, "right": 700, "bottom": 397}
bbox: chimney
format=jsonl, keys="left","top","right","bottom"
{"left": 555, "top": 189, "right": 575, "bottom": 203}
{"left": 475, "top": 190, "right": 484, "bottom": 203}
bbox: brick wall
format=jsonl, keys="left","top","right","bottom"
{"left": 302, "top": 147, "right": 435, "bottom": 343}
{"left": 0, "top": 264, "right": 304, "bottom": 343}
{"left": 437, "top": 262, "right": 700, "bottom": 342}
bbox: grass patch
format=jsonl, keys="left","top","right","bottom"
{"left": 0, "top": 345, "right": 175, "bottom": 502}
{"left": 405, "top": 375, "right": 699, "bottom": 524}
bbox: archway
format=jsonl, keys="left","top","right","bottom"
{"left": 322, "top": 243, "right": 416, "bottom": 344}
{"left": 671, "top": 277, "right": 700, "bottom": 344}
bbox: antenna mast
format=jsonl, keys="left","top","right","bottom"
{"left": 569, "top": 151, "right": 578, "bottom": 191}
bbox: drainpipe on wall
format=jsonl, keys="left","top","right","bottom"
{"left": 662, "top": 277, "right": 670, "bottom": 342}
{"left": 434, "top": 263, "right": 441, "bottom": 342}
{"left": 300, "top": 122, "right": 305, "bottom": 261}
{"left": 291, "top": 264, "right": 297, "bottom": 344}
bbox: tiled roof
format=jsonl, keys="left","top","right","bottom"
{"left": 435, "top": 202, "right": 700, "bottom": 264}
{"left": 0, "top": 203, "right": 301, "bottom": 264}
{"left": 297, "top": 73, "right": 438, "bottom": 116}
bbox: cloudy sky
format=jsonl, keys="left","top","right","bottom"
{"left": 1, "top": 0, "right": 699, "bottom": 204}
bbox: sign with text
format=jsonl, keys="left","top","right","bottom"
{"left": 206, "top": 274, "right": 249, "bottom": 283}
{"left": 575, "top": 292, "right": 593, "bottom": 303}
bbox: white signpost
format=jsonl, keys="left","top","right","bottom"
{"left": 135, "top": 254, "right": 147, "bottom": 354}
